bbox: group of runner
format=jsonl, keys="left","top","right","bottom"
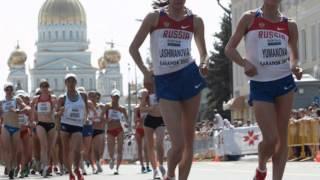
{"left": 0, "top": 73, "right": 170, "bottom": 180}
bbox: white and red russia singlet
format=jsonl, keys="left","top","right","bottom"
{"left": 245, "top": 9, "right": 292, "bottom": 82}
{"left": 150, "top": 8, "right": 194, "bottom": 76}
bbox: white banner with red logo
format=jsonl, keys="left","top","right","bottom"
{"left": 217, "top": 126, "right": 262, "bottom": 156}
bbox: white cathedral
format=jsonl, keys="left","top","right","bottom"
{"left": 7, "top": 0, "right": 123, "bottom": 102}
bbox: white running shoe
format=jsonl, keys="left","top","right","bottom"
{"left": 153, "top": 169, "right": 160, "bottom": 179}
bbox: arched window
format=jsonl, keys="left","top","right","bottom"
{"left": 55, "top": 31, "right": 59, "bottom": 40}
{"left": 62, "top": 31, "right": 66, "bottom": 40}
{"left": 76, "top": 31, "right": 79, "bottom": 41}
{"left": 70, "top": 31, "right": 73, "bottom": 40}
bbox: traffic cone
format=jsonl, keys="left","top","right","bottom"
{"left": 314, "top": 151, "right": 320, "bottom": 162}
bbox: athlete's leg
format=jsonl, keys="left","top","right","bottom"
{"left": 143, "top": 135, "right": 150, "bottom": 169}
{"left": 135, "top": 131, "right": 145, "bottom": 169}
{"left": 1, "top": 126, "right": 12, "bottom": 171}
{"left": 12, "top": 131, "right": 21, "bottom": 172}
{"left": 178, "top": 94, "right": 201, "bottom": 180}
{"left": 37, "top": 125, "right": 49, "bottom": 170}
{"left": 144, "top": 127, "right": 157, "bottom": 170}
{"left": 273, "top": 91, "right": 294, "bottom": 180}
{"left": 159, "top": 99, "right": 183, "bottom": 178}
{"left": 116, "top": 132, "right": 124, "bottom": 171}
{"left": 82, "top": 135, "right": 92, "bottom": 166}
{"left": 71, "top": 132, "right": 83, "bottom": 170}
{"left": 155, "top": 126, "right": 165, "bottom": 166}
{"left": 60, "top": 132, "right": 72, "bottom": 173}
{"left": 253, "top": 101, "right": 278, "bottom": 171}
{"left": 107, "top": 134, "right": 116, "bottom": 168}
{"left": 48, "top": 128, "right": 58, "bottom": 162}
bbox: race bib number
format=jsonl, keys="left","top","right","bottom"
{"left": 37, "top": 102, "right": 51, "bottom": 113}
{"left": 258, "top": 33, "right": 289, "bottom": 66}
{"left": 93, "top": 108, "right": 102, "bottom": 122}
{"left": 3, "top": 101, "right": 15, "bottom": 112}
{"left": 67, "top": 107, "right": 83, "bottom": 121}
{"left": 149, "top": 94, "right": 158, "bottom": 106}
{"left": 108, "top": 109, "right": 122, "bottom": 121}
{"left": 18, "top": 114, "right": 28, "bottom": 125}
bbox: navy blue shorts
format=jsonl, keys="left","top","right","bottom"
{"left": 61, "top": 123, "right": 83, "bottom": 134}
{"left": 249, "top": 75, "right": 296, "bottom": 106}
{"left": 154, "top": 62, "right": 206, "bottom": 101}
{"left": 82, "top": 124, "right": 93, "bottom": 137}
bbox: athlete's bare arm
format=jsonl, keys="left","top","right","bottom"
{"left": 30, "top": 96, "right": 39, "bottom": 122}
{"left": 104, "top": 104, "right": 111, "bottom": 123}
{"left": 17, "top": 97, "right": 29, "bottom": 113}
{"left": 129, "top": 12, "right": 159, "bottom": 75}
{"left": 97, "top": 104, "right": 106, "bottom": 123}
{"left": 120, "top": 106, "right": 129, "bottom": 124}
{"left": 56, "top": 95, "right": 65, "bottom": 118}
{"left": 194, "top": 16, "right": 208, "bottom": 64}
{"left": 288, "top": 19, "right": 302, "bottom": 80}
{"left": 225, "top": 11, "right": 257, "bottom": 77}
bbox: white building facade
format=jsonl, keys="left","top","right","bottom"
{"left": 30, "top": 0, "right": 96, "bottom": 95}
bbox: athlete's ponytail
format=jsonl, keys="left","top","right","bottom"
{"left": 152, "top": 0, "right": 169, "bottom": 9}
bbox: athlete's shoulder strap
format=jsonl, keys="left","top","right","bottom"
{"left": 186, "top": 8, "right": 193, "bottom": 17}
{"left": 281, "top": 15, "right": 288, "bottom": 22}
{"left": 255, "top": 8, "right": 262, "bottom": 17}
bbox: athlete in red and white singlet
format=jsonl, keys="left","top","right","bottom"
{"left": 245, "top": 8, "right": 291, "bottom": 82}
{"left": 150, "top": 7, "right": 194, "bottom": 76}
{"left": 225, "top": 0, "right": 303, "bottom": 179}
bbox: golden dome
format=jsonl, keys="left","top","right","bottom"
{"left": 98, "top": 56, "right": 107, "bottom": 70}
{"left": 104, "top": 49, "right": 121, "bottom": 64}
{"left": 39, "top": 0, "right": 86, "bottom": 26}
{"left": 8, "top": 45, "right": 27, "bottom": 67}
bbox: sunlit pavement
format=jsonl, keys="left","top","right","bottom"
{"left": 0, "top": 156, "right": 319, "bottom": 180}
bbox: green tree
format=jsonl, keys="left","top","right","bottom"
{"left": 206, "top": 6, "right": 232, "bottom": 119}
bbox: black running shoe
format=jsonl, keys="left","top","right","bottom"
{"left": 9, "top": 170, "right": 14, "bottom": 179}
{"left": 141, "top": 166, "right": 146, "bottom": 173}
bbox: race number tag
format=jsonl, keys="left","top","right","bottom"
{"left": 18, "top": 114, "right": 28, "bottom": 125}
{"left": 3, "top": 101, "right": 15, "bottom": 112}
{"left": 108, "top": 109, "right": 122, "bottom": 121}
{"left": 257, "top": 31, "right": 289, "bottom": 66}
{"left": 93, "top": 108, "right": 102, "bottom": 122}
{"left": 37, "top": 102, "right": 51, "bottom": 113}
{"left": 67, "top": 107, "right": 83, "bottom": 121}
{"left": 149, "top": 94, "right": 158, "bottom": 106}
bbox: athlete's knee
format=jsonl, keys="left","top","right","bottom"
{"left": 262, "top": 136, "right": 278, "bottom": 151}
{"left": 171, "top": 143, "right": 184, "bottom": 157}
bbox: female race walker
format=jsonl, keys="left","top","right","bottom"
{"left": 105, "top": 89, "right": 128, "bottom": 175}
{"left": 56, "top": 74, "right": 88, "bottom": 180}
{"left": 225, "top": 0, "right": 303, "bottom": 179}
{"left": 130, "top": 0, "right": 208, "bottom": 179}
{"left": 31, "top": 80, "right": 57, "bottom": 178}
{"left": 0, "top": 83, "right": 29, "bottom": 179}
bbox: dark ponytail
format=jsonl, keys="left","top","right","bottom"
{"left": 152, "top": 0, "right": 169, "bottom": 9}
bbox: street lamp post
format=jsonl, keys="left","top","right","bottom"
{"left": 127, "top": 63, "right": 132, "bottom": 131}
